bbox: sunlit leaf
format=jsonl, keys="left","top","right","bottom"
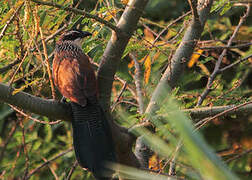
{"left": 12, "top": 79, "right": 40, "bottom": 95}
{"left": 188, "top": 49, "right": 203, "bottom": 68}
{"left": 144, "top": 28, "right": 154, "bottom": 43}
{"left": 197, "top": 63, "right": 210, "bottom": 76}
{"left": 1, "top": 0, "right": 24, "bottom": 25}
{"left": 144, "top": 55, "right": 151, "bottom": 84}
{"left": 121, "top": 0, "right": 129, "bottom": 5}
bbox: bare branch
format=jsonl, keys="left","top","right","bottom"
{"left": 226, "top": 148, "right": 252, "bottom": 163}
{"left": 0, "top": 3, "right": 23, "bottom": 41}
{"left": 145, "top": 0, "right": 213, "bottom": 116}
{"left": 130, "top": 53, "right": 144, "bottom": 114}
{"left": 0, "top": 83, "right": 72, "bottom": 121}
{"left": 65, "top": 161, "right": 78, "bottom": 180}
{"left": 187, "top": 0, "right": 200, "bottom": 22}
{"left": 26, "top": 148, "right": 73, "bottom": 180}
{"left": 97, "top": 0, "right": 149, "bottom": 110}
{"left": 199, "top": 42, "right": 252, "bottom": 50}
{"left": 9, "top": 105, "right": 62, "bottom": 125}
{"left": 185, "top": 101, "right": 252, "bottom": 120}
{"left": 39, "top": 27, "right": 56, "bottom": 99}
{"left": 0, "top": 120, "right": 18, "bottom": 163}
{"left": 219, "top": 54, "right": 252, "bottom": 72}
{"left": 0, "top": 59, "right": 20, "bottom": 73}
{"left": 194, "top": 101, "right": 252, "bottom": 129}
{"left": 135, "top": 0, "right": 213, "bottom": 168}
{"left": 111, "top": 81, "right": 127, "bottom": 112}
{"left": 197, "top": 3, "right": 251, "bottom": 106}
{"left": 30, "top": 0, "right": 120, "bottom": 34}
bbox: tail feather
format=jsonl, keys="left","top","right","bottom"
{"left": 70, "top": 102, "right": 116, "bottom": 179}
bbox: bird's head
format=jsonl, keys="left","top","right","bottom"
{"left": 59, "top": 30, "right": 92, "bottom": 47}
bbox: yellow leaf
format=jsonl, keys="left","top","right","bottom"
{"left": 144, "top": 28, "right": 154, "bottom": 43}
{"left": 149, "top": 154, "right": 162, "bottom": 170}
{"left": 1, "top": 0, "right": 24, "bottom": 25}
{"left": 188, "top": 49, "right": 204, "bottom": 68}
{"left": 12, "top": 79, "right": 39, "bottom": 95}
{"left": 144, "top": 55, "right": 151, "bottom": 84}
{"left": 128, "top": 59, "right": 134, "bottom": 69}
{"left": 24, "top": 0, "right": 31, "bottom": 25}
{"left": 104, "top": 9, "right": 118, "bottom": 21}
{"left": 121, "top": 0, "right": 129, "bottom": 5}
{"left": 0, "top": 49, "right": 8, "bottom": 58}
{"left": 198, "top": 63, "right": 210, "bottom": 76}
{"left": 33, "top": 6, "right": 40, "bottom": 35}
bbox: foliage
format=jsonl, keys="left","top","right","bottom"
{"left": 0, "top": 0, "right": 251, "bottom": 179}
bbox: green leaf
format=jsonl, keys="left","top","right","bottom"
{"left": 220, "top": 2, "right": 232, "bottom": 15}
{"left": 44, "top": 124, "right": 52, "bottom": 142}
{"left": 39, "top": 11, "right": 46, "bottom": 26}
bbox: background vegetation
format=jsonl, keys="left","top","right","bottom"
{"left": 0, "top": 0, "right": 251, "bottom": 179}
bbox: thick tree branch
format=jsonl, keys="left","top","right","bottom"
{"left": 135, "top": 0, "right": 213, "bottom": 169}
{"left": 0, "top": 83, "right": 72, "bottom": 121}
{"left": 145, "top": 0, "right": 213, "bottom": 116}
{"left": 1, "top": 81, "right": 252, "bottom": 133}
{"left": 97, "top": 0, "right": 149, "bottom": 111}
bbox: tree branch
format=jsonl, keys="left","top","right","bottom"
{"left": 197, "top": 3, "right": 251, "bottom": 106}
{"left": 130, "top": 53, "right": 144, "bottom": 114}
{"left": 26, "top": 148, "right": 73, "bottom": 180}
{"left": 219, "top": 54, "right": 252, "bottom": 72}
{"left": 0, "top": 3, "right": 23, "bottom": 41}
{"left": 0, "top": 83, "right": 72, "bottom": 121}
{"left": 30, "top": 0, "right": 120, "bottom": 34}
{"left": 186, "top": 101, "right": 252, "bottom": 120}
{"left": 97, "top": 0, "right": 149, "bottom": 111}
{"left": 1, "top": 80, "right": 251, "bottom": 130}
{"left": 135, "top": 0, "right": 213, "bottom": 168}
{"left": 0, "top": 58, "right": 20, "bottom": 73}
{"left": 145, "top": 0, "right": 213, "bottom": 116}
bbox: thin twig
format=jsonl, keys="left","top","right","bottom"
{"left": 197, "top": 3, "right": 251, "bottom": 106}
{"left": 199, "top": 42, "right": 252, "bottom": 50}
{"left": 42, "top": 157, "right": 59, "bottom": 180}
{"left": 10, "top": 146, "right": 22, "bottom": 178}
{"left": 0, "top": 3, "right": 23, "bottom": 41}
{"left": 19, "top": 118, "right": 30, "bottom": 180}
{"left": 195, "top": 101, "right": 252, "bottom": 130}
{"left": 8, "top": 47, "right": 30, "bottom": 86}
{"left": 65, "top": 160, "right": 78, "bottom": 180}
{"left": 0, "top": 59, "right": 20, "bottom": 73}
{"left": 39, "top": 27, "right": 56, "bottom": 99}
{"left": 9, "top": 104, "right": 62, "bottom": 125}
{"left": 138, "top": 167, "right": 184, "bottom": 180}
{"left": 0, "top": 120, "right": 18, "bottom": 163}
{"left": 219, "top": 54, "right": 252, "bottom": 72}
{"left": 111, "top": 82, "right": 127, "bottom": 112}
{"left": 26, "top": 148, "right": 73, "bottom": 180}
{"left": 31, "top": 0, "right": 120, "bottom": 34}
{"left": 226, "top": 149, "right": 252, "bottom": 163}
{"left": 130, "top": 53, "right": 145, "bottom": 114}
{"left": 151, "top": 11, "right": 192, "bottom": 47}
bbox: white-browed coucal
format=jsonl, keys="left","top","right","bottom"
{"left": 52, "top": 30, "right": 116, "bottom": 179}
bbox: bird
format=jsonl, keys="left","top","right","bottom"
{"left": 52, "top": 30, "right": 116, "bottom": 179}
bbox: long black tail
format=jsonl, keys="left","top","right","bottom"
{"left": 70, "top": 102, "right": 116, "bottom": 180}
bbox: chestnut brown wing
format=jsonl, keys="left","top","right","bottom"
{"left": 52, "top": 52, "right": 98, "bottom": 106}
